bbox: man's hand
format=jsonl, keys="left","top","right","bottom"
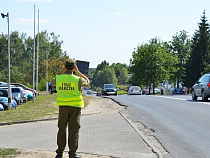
{"left": 59, "top": 66, "right": 67, "bottom": 75}
{"left": 73, "top": 65, "right": 80, "bottom": 73}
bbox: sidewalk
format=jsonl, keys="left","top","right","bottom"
{"left": 0, "top": 97, "right": 158, "bottom": 158}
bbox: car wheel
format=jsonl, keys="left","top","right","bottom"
{"left": 192, "top": 90, "right": 197, "bottom": 100}
{"left": 202, "top": 91, "right": 208, "bottom": 102}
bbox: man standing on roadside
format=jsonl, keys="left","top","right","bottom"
{"left": 55, "top": 58, "right": 90, "bottom": 158}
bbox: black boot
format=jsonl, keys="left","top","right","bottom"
{"left": 69, "top": 154, "right": 81, "bottom": 158}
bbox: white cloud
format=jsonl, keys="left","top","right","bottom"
{"left": 108, "top": 11, "right": 125, "bottom": 15}
{"left": 13, "top": 18, "right": 50, "bottom": 25}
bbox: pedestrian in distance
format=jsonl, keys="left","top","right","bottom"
{"left": 55, "top": 58, "right": 90, "bottom": 158}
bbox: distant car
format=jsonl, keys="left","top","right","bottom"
{"left": 12, "top": 87, "right": 28, "bottom": 103}
{"left": 128, "top": 86, "right": 142, "bottom": 95}
{"left": 0, "top": 97, "right": 17, "bottom": 110}
{"left": 0, "top": 88, "right": 22, "bottom": 105}
{"left": 192, "top": 73, "right": 210, "bottom": 101}
{"left": 0, "top": 82, "right": 7, "bottom": 85}
{"left": 0, "top": 103, "right": 4, "bottom": 111}
{"left": 0, "top": 87, "right": 24, "bottom": 104}
{"left": 96, "top": 92, "right": 102, "bottom": 96}
{"left": 142, "top": 89, "right": 149, "bottom": 94}
{"left": 102, "top": 84, "right": 117, "bottom": 96}
{"left": 145, "top": 88, "right": 160, "bottom": 95}
{"left": 87, "top": 90, "right": 92, "bottom": 94}
{"left": 171, "top": 88, "right": 185, "bottom": 95}
{"left": 10, "top": 83, "right": 38, "bottom": 96}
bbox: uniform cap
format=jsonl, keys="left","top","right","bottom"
{"left": 65, "top": 58, "right": 76, "bottom": 70}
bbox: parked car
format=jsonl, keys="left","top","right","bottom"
{"left": 0, "top": 82, "right": 7, "bottom": 85}
{"left": 142, "top": 89, "right": 149, "bottom": 94}
{"left": 0, "top": 103, "right": 4, "bottom": 111}
{"left": 96, "top": 92, "right": 102, "bottom": 96}
{"left": 10, "top": 83, "right": 38, "bottom": 96}
{"left": 0, "top": 87, "right": 25, "bottom": 104}
{"left": 0, "top": 97, "right": 17, "bottom": 110}
{"left": 25, "top": 90, "right": 33, "bottom": 101}
{"left": 102, "top": 84, "right": 117, "bottom": 96}
{"left": 87, "top": 89, "right": 92, "bottom": 94}
{"left": 0, "top": 88, "right": 22, "bottom": 105}
{"left": 171, "top": 88, "right": 185, "bottom": 95}
{"left": 128, "top": 86, "right": 142, "bottom": 95}
{"left": 145, "top": 88, "right": 160, "bottom": 95}
{"left": 192, "top": 73, "right": 210, "bottom": 101}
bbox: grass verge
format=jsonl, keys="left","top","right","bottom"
{"left": 0, "top": 148, "right": 21, "bottom": 158}
{"left": 0, "top": 93, "right": 92, "bottom": 123}
{"left": 117, "top": 90, "right": 128, "bottom": 95}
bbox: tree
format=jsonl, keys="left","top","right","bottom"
{"left": 110, "top": 63, "right": 128, "bottom": 84}
{"left": 95, "top": 60, "right": 109, "bottom": 72}
{"left": 38, "top": 56, "right": 69, "bottom": 82}
{"left": 94, "top": 65, "right": 118, "bottom": 88}
{"left": 130, "top": 38, "right": 177, "bottom": 93}
{"left": 118, "top": 67, "right": 128, "bottom": 85}
{"left": 184, "top": 10, "right": 210, "bottom": 87}
{"left": 171, "top": 30, "right": 191, "bottom": 88}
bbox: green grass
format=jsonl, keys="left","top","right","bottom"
{"left": 0, "top": 93, "right": 91, "bottom": 123}
{"left": 117, "top": 90, "right": 128, "bottom": 95}
{"left": 0, "top": 148, "right": 21, "bottom": 158}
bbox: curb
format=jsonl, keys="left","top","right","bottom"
{"left": 103, "top": 96, "right": 163, "bottom": 158}
{"left": 0, "top": 117, "right": 58, "bottom": 126}
{"left": 118, "top": 111, "right": 163, "bottom": 158}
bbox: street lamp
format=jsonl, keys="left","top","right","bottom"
{"left": 1, "top": 12, "right": 12, "bottom": 109}
{"left": 43, "top": 47, "right": 48, "bottom": 95}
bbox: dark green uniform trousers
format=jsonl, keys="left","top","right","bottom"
{"left": 56, "top": 106, "right": 81, "bottom": 157}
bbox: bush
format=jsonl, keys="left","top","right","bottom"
{"left": 96, "top": 87, "right": 102, "bottom": 92}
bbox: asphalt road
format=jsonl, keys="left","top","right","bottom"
{"left": 110, "top": 94, "right": 210, "bottom": 158}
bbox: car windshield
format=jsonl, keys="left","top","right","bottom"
{"left": 105, "top": 85, "right": 115, "bottom": 88}
{"left": 176, "top": 88, "right": 182, "bottom": 92}
{"left": 132, "top": 86, "right": 140, "bottom": 90}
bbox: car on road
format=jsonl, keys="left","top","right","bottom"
{"left": 192, "top": 73, "right": 210, "bottom": 101}
{"left": 102, "top": 84, "right": 117, "bottom": 96}
{"left": 128, "top": 86, "right": 142, "bottom": 95}
{"left": 171, "top": 88, "right": 185, "bottom": 95}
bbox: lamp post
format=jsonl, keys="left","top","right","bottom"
{"left": 1, "top": 12, "right": 11, "bottom": 109}
{"left": 43, "top": 47, "right": 48, "bottom": 95}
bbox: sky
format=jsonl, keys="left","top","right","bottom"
{"left": 0, "top": 0, "right": 210, "bottom": 68}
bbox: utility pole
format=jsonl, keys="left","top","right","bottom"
{"left": 1, "top": 12, "right": 11, "bottom": 109}
{"left": 36, "top": 9, "right": 39, "bottom": 100}
{"left": 33, "top": 4, "right": 36, "bottom": 103}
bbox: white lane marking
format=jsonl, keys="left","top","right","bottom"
{"left": 153, "top": 95, "right": 210, "bottom": 105}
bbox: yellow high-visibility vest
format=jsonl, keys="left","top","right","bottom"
{"left": 56, "top": 74, "right": 84, "bottom": 108}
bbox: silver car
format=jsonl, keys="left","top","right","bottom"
{"left": 192, "top": 73, "right": 210, "bottom": 101}
{"left": 128, "top": 86, "right": 142, "bottom": 95}
{"left": 0, "top": 87, "right": 27, "bottom": 103}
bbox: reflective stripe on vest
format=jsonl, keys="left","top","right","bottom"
{"left": 56, "top": 74, "right": 84, "bottom": 108}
